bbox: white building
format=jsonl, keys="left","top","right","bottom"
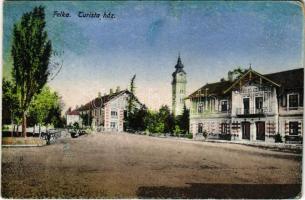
{"left": 172, "top": 55, "right": 187, "bottom": 116}
{"left": 188, "top": 68, "right": 303, "bottom": 143}
{"left": 65, "top": 108, "right": 81, "bottom": 126}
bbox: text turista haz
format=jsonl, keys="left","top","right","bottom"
{"left": 78, "top": 11, "right": 115, "bottom": 18}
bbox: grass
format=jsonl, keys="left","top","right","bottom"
{"left": 2, "top": 137, "right": 46, "bottom": 146}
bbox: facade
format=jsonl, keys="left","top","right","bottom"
{"left": 71, "top": 89, "right": 142, "bottom": 132}
{"left": 172, "top": 55, "right": 187, "bottom": 116}
{"left": 188, "top": 68, "right": 303, "bottom": 143}
{"left": 65, "top": 108, "right": 81, "bottom": 126}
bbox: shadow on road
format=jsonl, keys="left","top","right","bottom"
{"left": 136, "top": 183, "right": 301, "bottom": 199}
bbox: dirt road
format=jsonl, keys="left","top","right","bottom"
{"left": 2, "top": 132, "right": 302, "bottom": 198}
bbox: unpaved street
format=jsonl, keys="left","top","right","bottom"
{"left": 2, "top": 132, "right": 302, "bottom": 198}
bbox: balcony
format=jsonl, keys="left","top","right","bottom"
{"left": 236, "top": 107, "right": 268, "bottom": 117}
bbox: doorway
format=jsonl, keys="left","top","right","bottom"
{"left": 242, "top": 121, "right": 250, "bottom": 140}
{"left": 256, "top": 121, "right": 265, "bottom": 140}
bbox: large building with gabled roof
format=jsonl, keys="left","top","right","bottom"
{"left": 187, "top": 67, "right": 303, "bottom": 143}
{"left": 67, "top": 89, "right": 143, "bottom": 132}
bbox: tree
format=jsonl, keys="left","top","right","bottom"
{"left": 158, "top": 105, "right": 175, "bottom": 133}
{"left": 11, "top": 6, "right": 52, "bottom": 137}
{"left": 127, "top": 106, "right": 148, "bottom": 131}
{"left": 144, "top": 110, "right": 164, "bottom": 134}
{"left": 2, "top": 78, "right": 22, "bottom": 136}
{"left": 127, "top": 74, "right": 136, "bottom": 115}
{"left": 227, "top": 67, "right": 247, "bottom": 81}
{"left": 177, "top": 104, "right": 189, "bottom": 134}
{"left": 126, "top": 74, "right": 137, "bottom": 130}
{"left": 80, "top": 112, "right": 93, "bottom": 127}
{"left": 28, "top": 86, "right": 63, "bottom": 135}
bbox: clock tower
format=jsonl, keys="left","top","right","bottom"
{"left": 172, "top": 55, "right": 187, "bottom": 116}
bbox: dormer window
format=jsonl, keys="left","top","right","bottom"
{"left": 288, "top": 93, "right": 299, "bottom": 109}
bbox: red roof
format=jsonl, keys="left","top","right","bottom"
{"left": 66, "top": 109, "right": 79, "bottom": 115}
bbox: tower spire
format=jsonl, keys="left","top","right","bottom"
{"left": 175, "top": 53, "right": 184, "bottom": 69}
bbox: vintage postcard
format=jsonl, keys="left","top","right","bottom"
{"left": 1, "top": 0, "right": 304, "bottom": 199}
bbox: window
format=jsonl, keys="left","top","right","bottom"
{"left": 255, "top": 97, "right": 263, "bottom": 109}
{"left": 221, "top": 100, "right": 228, "bottom": 112}
{"left": 198, "top": 103, "right": 203, "bottom": 113}
{"left": 110, "top": 122, "right": 116, "bottom": 128}
{"left": 111, "top": 111, "right": 118, "bottom": 118}
{"left": 289, "top": 122, "right": 299, "bottom": 135}
{"left": 288, "top": 94, "right": 298, "bottom": 108}
{"left": 198, "top": 123, "right": 203, "bottom": 133}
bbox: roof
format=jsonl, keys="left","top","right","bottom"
{"left": 264, "top": 68, "right": 303, "bottom": 90}
{"left": 76, "top": 90, "right": 142, "bottom": 112}
{"left": 172, "top": 56, "right": 186, "bottom": 77}
{"left": 66, "top": 109, "right": 79, "bottom": 115}
{"left": 188, "top": 68, "right": 304, "bottom": 99}
{"left": 188, "top": 80, "right": 232, "bottom": 98}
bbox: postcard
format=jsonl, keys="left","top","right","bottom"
{"left": 2, "top": 0, "right": 304, "bottom": 199}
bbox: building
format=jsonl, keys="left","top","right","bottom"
{"left": 172, "top": 55, "right": 187, "bottom": 116}
{"left": 65, "top": 108, "right": 81, "bottom": 126}
{"left": 187, "top": 67, "right": 303, "bottom": 143}
{"left": 69, "top": 89, "right": 142, "bottom": 132}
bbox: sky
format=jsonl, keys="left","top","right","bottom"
{"left": 3, "top": 1, "right": 304, "bottom": 111}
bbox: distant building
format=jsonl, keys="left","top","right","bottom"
{"left": 65, "top": 108, "right": 81, "bottom": 126}
{"left": 172, "top": 55, "right": 187, "bottom": 116}
{"left": 69, "top": 89, "right": 142, "bottom": 132}
{"left": 187, "top": 67, "right": 303, "bottom": 143}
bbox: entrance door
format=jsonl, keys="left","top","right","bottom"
{"left": 243, "top": 98, "right": 250, "bottom": 114}
{"left": 256, "top": 121, "right": 265, "bottom": 140}
{"left": 242, "top": 121, "right": 250, "bottom": 140}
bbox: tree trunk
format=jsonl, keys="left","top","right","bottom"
{"left": 12, "top": 124, "right": 16, "bottom": 137}
{"left": 10, "top": 113, "right": 14, "bottom": 137}
{"left": 22, "top": 113, "right": 27, "bottom": 137}
{"left": 16, "top": 125, "right": 19, "bottom": 137}
{"left": 39, "top": 125, "right": 41, "bottom": 138}
{"left": 33, "top": 125, "right": 35, "bottom": 136}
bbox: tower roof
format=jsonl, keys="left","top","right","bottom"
{"left": 175, "top": 54, "right": 184, "bottom": 69}
{"left": 172, "top": 54, "right": 186, "bottom": 77}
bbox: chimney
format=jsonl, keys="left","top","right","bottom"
{"left": 228, "top": 71, "right": 233, "bottom": 82}
{"left": 110, "top": 88, "right": 113, "bottom": 95}
{"left": 116, "top": 86, "right": 120, "bottom": 93}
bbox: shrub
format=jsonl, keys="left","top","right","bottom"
{"left": 187, "top": 134, "right": 193, "bottom": 139}
{"left": 173, "top": 125, "right": 182, "bottom": 136}
{"left": 274, "top": 133, "right": 283, "bottom": 143}
{"left": 202, "top": 130, "right": 208, "bottom": 139}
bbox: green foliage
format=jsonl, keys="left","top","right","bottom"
{"left": 126, "top": 103, "right": 189, "bottom": 136}
{"left": 227, "top": 67, "right": 247, "bottom": 81}
{"left": 73, "top": 122, "right": 80, "bottom": 131}
{"left": 173, "top": 125, "right": 182, "bottom": 136}
{"left": 28, "top": 86, "right": 63, "bottom": 129}
{"left": 127, "top": 74, "right": 136, "bottom": 115}
{"left": 158, "top": 105, "right": 175, "bottom": 133}
{"left": 144, "top": 110, "right": 162, "bottom": 133}
{"left": 80, "top": 112, "right": 93, "bottom": 127}
{"left": 176, "top": 104, "right": 189, "bottom": 134}
{"left": 127, "top": 106, "right": 148, "bottom": 131}
{"left": 11, "top": 6, "right": 52, "bottom": 135}
{"left": 2, "top": 78, "right": 22, "bottom": 126}
{"left": 186, "top": 133, "right": 193, "bottom": 139}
